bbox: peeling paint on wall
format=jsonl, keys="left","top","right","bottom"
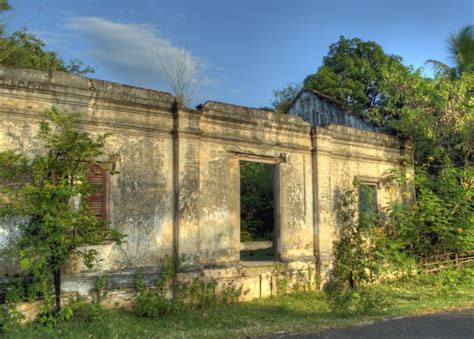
{"left": 0, "top": 66, "right": 412, "bottom": 300}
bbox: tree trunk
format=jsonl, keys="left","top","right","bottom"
{"left": 53, "top": 267, "right": 61, "bottom": 314}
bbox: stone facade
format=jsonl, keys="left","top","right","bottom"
{"left": 0, "top": 66, "right": 413, "bottom": 303}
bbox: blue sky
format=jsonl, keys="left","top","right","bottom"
{"left": 6, "top": 0, "right": 473, "bottom": 108}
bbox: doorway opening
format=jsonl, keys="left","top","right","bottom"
{"left": 239, "top": 160, "right": 278, "bottom": 262}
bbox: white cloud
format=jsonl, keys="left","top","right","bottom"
{"left": 66, "top": 17, "right": 206, "bottom": 94}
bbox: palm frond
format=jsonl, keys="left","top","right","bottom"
{"left": 425, "top": 59, "right": 452, "bottom": 77}
{"left": 446, "top": 25, "right": 474, "bottom": 72}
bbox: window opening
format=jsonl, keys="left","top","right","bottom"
{"left": 358, "top": 183, "right": 377, "bottom": 220}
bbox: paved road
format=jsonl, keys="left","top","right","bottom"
{"left": 267, "top": 309, "right": 474, "bottom": 339}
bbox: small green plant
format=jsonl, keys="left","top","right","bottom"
{"left": 134, "top": 256, "right": 177, "bottom": 317}
{"left": 0, "top": 299, "right": 24, "bottom": 333}
{"left": 134, "top": 255, "right": 244, "bottom": 317}
{"left": 185, "top": 275, "right": 218, "bottom": 308}
{"left": 60, "top": 297, "right": 103, "bottom": 322}
{"left": 94, "top": 276, "right": 108, "bottom": 303}
{"left": 273, "top": 266, "right": 289, "bottom": 295}
{"left": 135, "top": 269, "right": 145, "bottom": 292}
{"left": 292, "top": 269, "right": 310, "bottom": 292}
{"left": 135, "top": 290, "right": 175, "bottom": 317}
{"left": 219, "top": 281, "right": 243, "bottom": 304}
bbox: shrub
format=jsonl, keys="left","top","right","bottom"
{"left": 60, "top": 298, "right": 103, "bottom": 322}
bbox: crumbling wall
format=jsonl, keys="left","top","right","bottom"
{"left": 188, "top": 102, "right": 314, "bottom": 264}
{"left": 0, "top": 65, "right": 412, "bottom": 301}
{"left": 0, "top": 66, "right": 317, "bottom": 298}
{"left": 0, "top": 66, "right": 177, "bottom": 282}
{"left": 311, "top": 125, "right": 414, "bottom": 280}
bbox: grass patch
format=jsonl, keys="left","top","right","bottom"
{"left": 6, "top": 269, "right": 474, "bottom": 338}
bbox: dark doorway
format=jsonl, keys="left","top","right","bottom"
{"left": 239, "top": 161, "right": 276, "bottom": 261}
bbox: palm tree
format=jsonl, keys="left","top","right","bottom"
{"left": 426, "top": 25, "right": 474, "bottom": 79}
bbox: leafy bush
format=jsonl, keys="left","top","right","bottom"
{"left": 135, "top": 290, "right": 175, "bottom": 317}
{"left": 0, "top": 300, "right": 24, "bottom": 333}
{"left": 60, "top": 298, "right": 103, "bottom": 322}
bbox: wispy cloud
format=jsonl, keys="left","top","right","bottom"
{"left": 30, "top": 30, "right": 71, "bottom": 50}
{"left": 65, "top": 16, "right": 207, "bottom": 93}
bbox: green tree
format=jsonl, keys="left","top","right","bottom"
{"left": 0, "top": 108, "right": 124, "bottom": 314}
{"left": 0, "top": 1, "right": 93, "bottom": 74}
{"left": 383, "top": 70, "right": 473, "bottom": 169}
{"left": 0, "top": 0, "right": 11, "bottom": 11}
{"left": 426, "top": 25, "right": 474, "bottom": 79}
{"left": 271, "top": 82, "right": 302, "bottom": 113}
{"left": 303, "top": 36, "right": 409, "bottom": 125}
{"left": 382, "top": 71, "right": 474, "bottom": 257}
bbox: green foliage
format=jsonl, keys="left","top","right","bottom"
{"left": 324, "top": 285, "right": 391, "bottom": 314}
{"left": 382, "top": 71, "right": 473, "bottom": 258}
{"left": 134, "top": 256, "right": 176, "bottom": 317}
{"left": 219, "top": 281, "right": 244, "bottom": 304}
{"left": 275, "top": 33, "right": 472, "bottom": 315}
{"left": 303, "top": 36, "right": 409, "bottom": 125}
{"left": 0, "top": 300, "right": 24, "bottom": 333}
{"left": 134, "top": 290, "right": 175, "bottom": 317}
{"left": 326, "top": 180, "right": 412, "bottom": 313}
{"left": 328, "top": 173, "right": 472, "bottom": 312}
{"left": 273, "top": 266, "right": 289, "bottom": 295}
{"left": 291, "top": 269, "right": 310, "bottom": 293}
{"left": 0, "top": 108, "right": 124, "bottom": 315}
{"left": 134, "top": 256, "right": 243, "bottom": 318}
{"left": 271, "top": 82, "right": 302, "bottom": 113}
{"left": 384, "top": 72, "right": 473, "bottom": 168}
{"left": 330, "top": 183, "right": 389, "bottom": 290}
{"left": 0, "top": 1, "right": 93, "bottom": 74}
{"left": 426, "top": 25, "right": 474, "bottom": 79}
{"left": 384, "top": 167, "right": 473, "bottom": 258}
{"left": 240, "top": 162, "right": 274, "bottom": 241}
{"left": 1, "top": 31, "right": 94, "bottom": 73}
{"left": 60, "top": 297, "right": 103, "bottom": 323}
{"left": 94, "top": 276, "right": 108, "bottom": 303}
{"left": 1, "top": 30, "right": 67, "bottom": 72}
{"left": 0, "top": 0, "right": 11, "bottom": 11}
{"left": 272, "top": 266, "right": 314, "bottom": 295}
{"left": 8, "top": 268, "right": 474, "bottom": 337}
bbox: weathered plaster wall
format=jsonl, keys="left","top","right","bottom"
{"left": 191, "top": 102, "right": 314, "bottom": 265}
{"left": 0, "top": 65, "right": 412, "bottom": 301}
{"left": 288, "top": 89, "right": 414, "bottom": 279}
{"left": 0, "top": 66, "right": 177, "bottom": 279}
{"left": 311, "top": 125, "right": 413, "bottom": 279}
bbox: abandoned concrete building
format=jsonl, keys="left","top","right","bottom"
{"left": 0, "top": 65, "right": 413, "bottom": 305}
